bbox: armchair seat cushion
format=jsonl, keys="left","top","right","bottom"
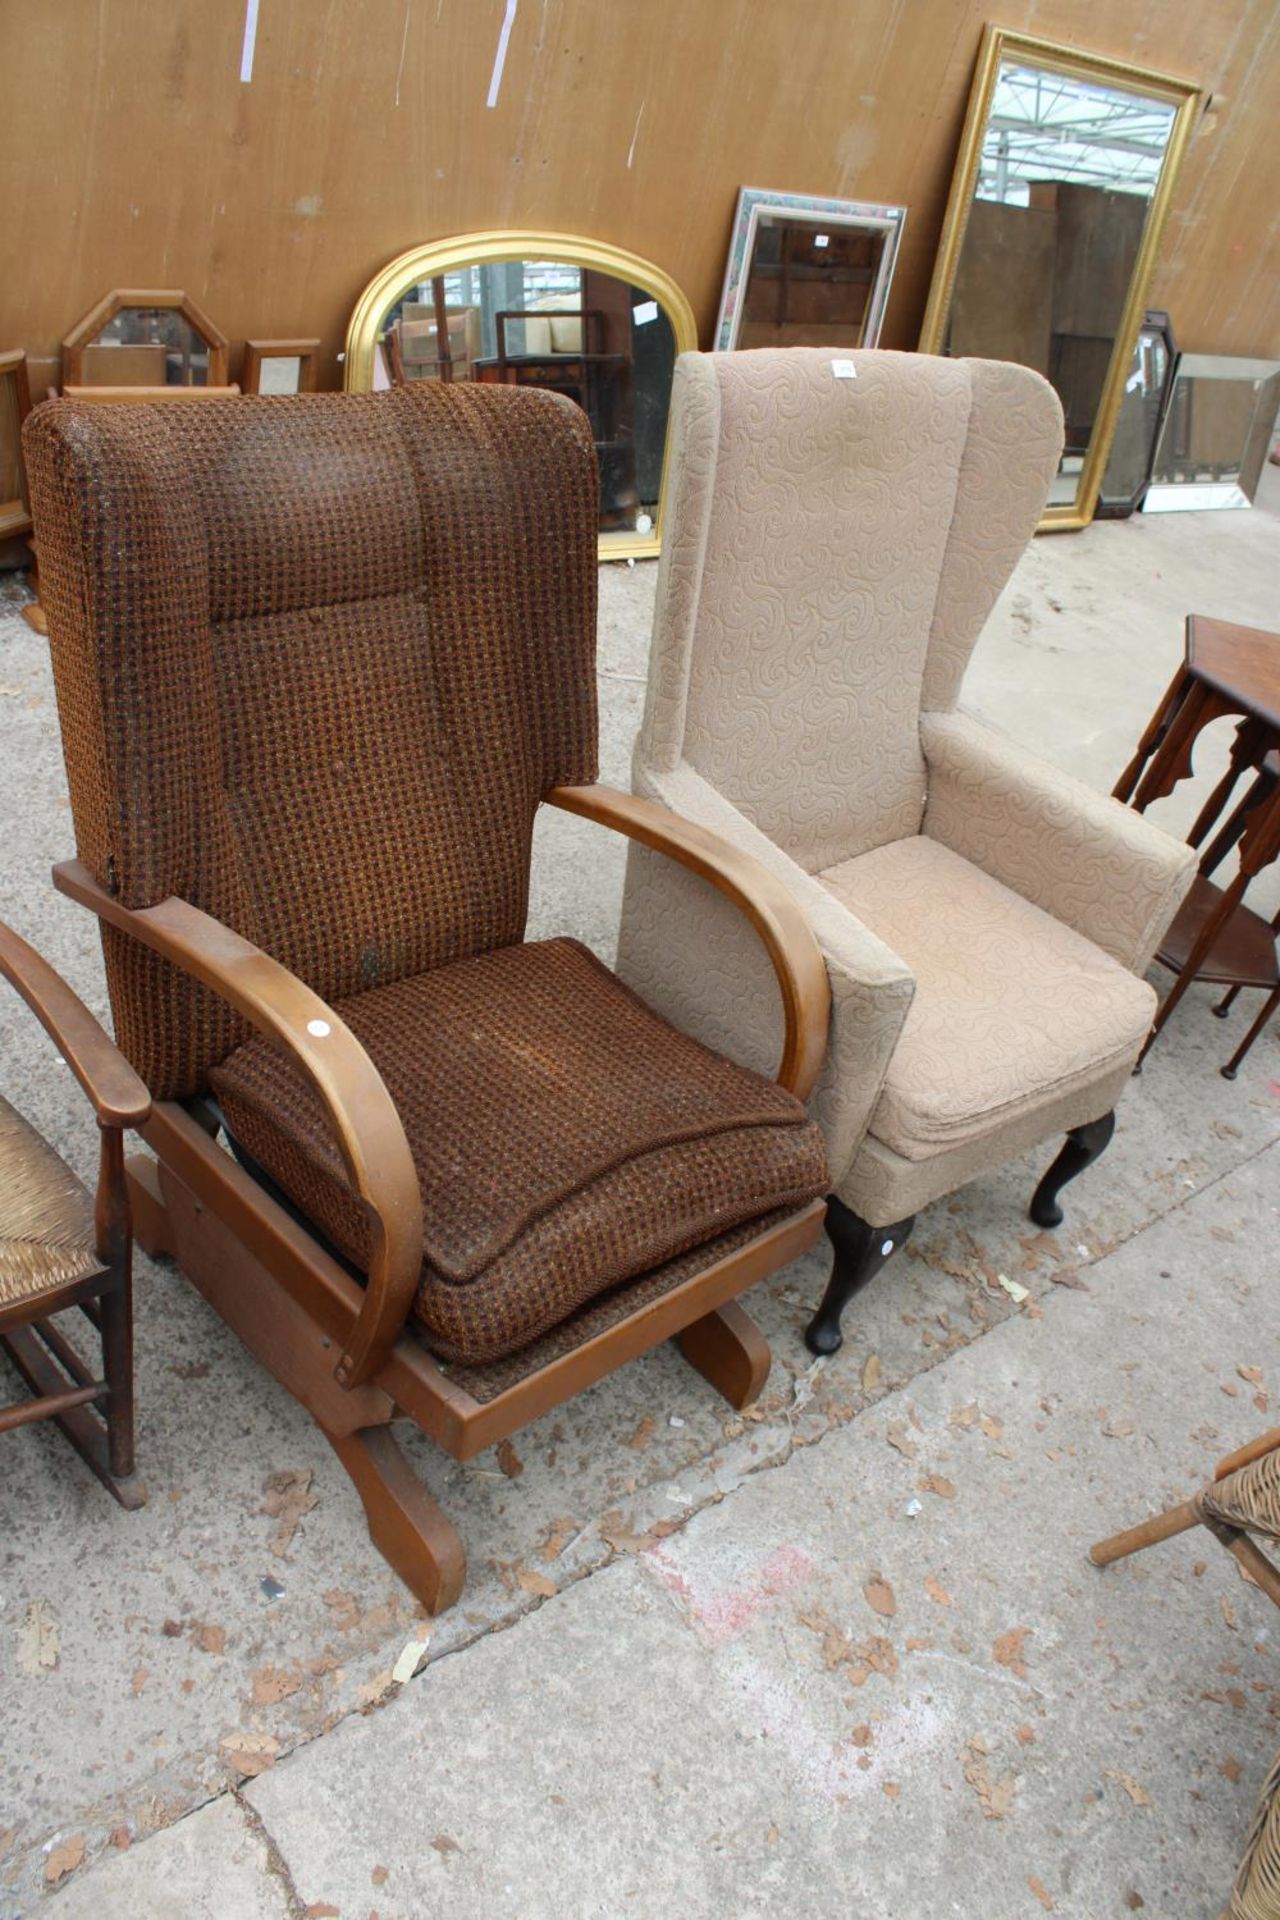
{"left": 819, "top": 837, "right": 1154, "bottom": 1161}
{"left": 210, "top": 938, "right": 827, "bottom": 1365}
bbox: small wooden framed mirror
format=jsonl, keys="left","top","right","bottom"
{"left": 242, "top": 340, "right": 322, "bottom": 395}
{"left": 62, "top": 289, "right": 231, "bottom": 391}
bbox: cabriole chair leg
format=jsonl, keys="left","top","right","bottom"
{"left": 805, "top": 1197, "right": 914, "bottom": 1357}
{"left": 1029, "top": 1111, "right": 1116, "bottom": 1229}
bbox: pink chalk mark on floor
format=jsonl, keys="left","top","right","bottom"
{"left": 647, "top": 1541, "right": 817, "bottom": 1645}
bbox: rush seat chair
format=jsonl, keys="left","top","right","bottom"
{"left": 24, "top": 384, "right": 830, "bottom": 1613}
{"left": 615, "top": 348, "right": 1196, "bottom": 1355}
{"left": 0, "top": 919, "right": 149, "bottom": 1505}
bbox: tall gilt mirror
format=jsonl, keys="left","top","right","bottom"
{"left": 345, "top": 233, "right": 697, "bottom": 562}
{"left": 920, "top": 29, "right": 1200, "bottom": 530}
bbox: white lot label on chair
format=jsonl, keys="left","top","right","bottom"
{"left": 881, "top": 1239, "right": 894, "bottom": 1257}
{"left": 831, "top": 359, "right": 857, "bottom": 379}
{"left": 306, "top": 1019, "right": 331, "bottom": 1038}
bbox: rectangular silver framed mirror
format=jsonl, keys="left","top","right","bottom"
{"left": 715, "top": 187, "right": 907, "bottom": 354}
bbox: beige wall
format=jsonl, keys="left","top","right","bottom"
{"left": 4, "top": 0, "right": 1278, "bottom": 395}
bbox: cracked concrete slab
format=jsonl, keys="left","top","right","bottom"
{"left": 1, "top": 471, "right": 1278, "bottom": 1912}
{"left": 238, "top": 1142, "right": 1278, "bottom": 1920}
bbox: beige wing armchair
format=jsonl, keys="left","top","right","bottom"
{"left": 616, "top": 348, "right": 1196, "bottom": 1354}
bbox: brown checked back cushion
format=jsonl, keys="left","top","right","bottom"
{"left": 24, "top": 383, "right": 600, "bottom": 1097}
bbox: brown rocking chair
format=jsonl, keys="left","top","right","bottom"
{"left": 0, "top": 921, "right": 149, "bottom": 1505}
{"left": 23, "top": 384, "right": 831, "bottom": 1613}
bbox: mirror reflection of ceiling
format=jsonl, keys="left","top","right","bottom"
{"left": 378, "top": 257, "right": 677, "bottom": 542}
{"left": 978, "top": 65, "right": 1176, "bottom": 204}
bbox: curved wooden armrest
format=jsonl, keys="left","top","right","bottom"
{"left": 0, "top": 918, "right": 150, "bottom": 1127}
{"left": 546, "top": 784, "right": 831, "bottom": 1101}
{"left": 53, "top": 861, "right": 423, "bottom": 1391}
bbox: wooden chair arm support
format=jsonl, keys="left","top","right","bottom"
{"left": 52, "top": 861, "right": 423, "bottom": 1390}
{"left": 1215, "top": 1427, "right": 1280, "bottom": 1481}
{"left": 0, "top": 918, "right": 150, "bottom": 1127}
{"left": 546, "top": 784, "right": 831, "bottom": 1102}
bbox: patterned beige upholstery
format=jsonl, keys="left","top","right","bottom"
{"left": 617, "top": 348, "right": 1196, "bottom": 1226}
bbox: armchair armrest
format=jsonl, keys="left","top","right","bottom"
{"left": 53, "top": 861, "right": 423, "bottom": 1392}
{"left": 547, "top": 783, "right": 831, "bottom": 1100}
{"left": 0, "top": 918, "right": 150, "bottom": 1128}
{"left": 609, "top": 763, "right": 916, "bottom": 1186}
{"left": 921, "top": 710, "right": 1196, "bottom": 971}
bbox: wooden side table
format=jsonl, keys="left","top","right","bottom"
{"left": 1114, "top": 616, "right": 1280, "bottom": 1068}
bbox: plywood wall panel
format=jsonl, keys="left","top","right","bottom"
{"left": 2, "top": 0, "right": 1276, "bottom": 397}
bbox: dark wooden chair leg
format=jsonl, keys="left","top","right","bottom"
{"left": 1029, "top": 1111, "right": 1116, "bottom": 1228}
{"left": 676, "top": 1300, "right": 771, "bottom": 1409}
{"left": 99, "top": 1274, "right": 137, "bottom": 1483}
{"left": 323, "top": 1422, "right": 466, "bottom": 1616}
{"left": 804, "top": 1197, "right": 914, "bottom": 1356}
{"left": 1220, "top": 981, "right": 1280, "bottom": 1079}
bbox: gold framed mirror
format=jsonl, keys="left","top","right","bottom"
{"left": 919, "top": 28, "right": 1201, "bottom": 531}
{"left": 344, "top": 232, "right": 698, "bottom": 562}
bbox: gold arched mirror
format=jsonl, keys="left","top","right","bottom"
{"left": 919, "top": 30, "right": 1201, "bottom": 531}
{"left": 345, "top": 232, "right": 698, "bottom": 562}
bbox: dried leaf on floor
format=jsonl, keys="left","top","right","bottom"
{"left": 993, "top": 1626, "right": 1033, "bottom": 1680}
{"left": 1015, "top": 1724, "right": 1037, "bottom": 1746}
{"left": 626, "top": 1416, "right": 657, "bottom": 1451}
{"left": 17, "top": 1599, "right": 60, "bottom": 1675}
{"left": 431, "top": 1834, "right": 462, "bottom": 1855}
{"left": 979, "top": 1414, "right": 1003, "bottom": 1441}
{"left": 1105, "top": 1769, "right": 1152, "bottom": 1808}
{"left": 131, "top": 1667, "right": 149, "bottom": 1696}
{"left": 260, "top": 1469, "right": 318, "bottom": 1558}
{"left": 220, "top": 1732, "right": 280, "bottom": 1778}
{"left": 918, "top": 1473, "right": 957, "bottom": 1500}
{"left": 251, "top": 1664, "right": 304, "bottom": 1707}
{"left": 997, "top": 1274, "right": 1030, "bottom": 1304}
{"left": 44, "top": 1835, "right": 85, "bottom": 1885}
{"left": 495, "top": 1439, "right": 524, "bottom": 1479}
{"left": 195, "top": 1622, "right": 226, "bottom": 1656}
{"left": 1237, "top": 1366, "right": 1263, "bottom": 1384}
{"left": 1028, "top": 1876, "right": 1055, "bottom": 1911}
{"left": 924, "top": 1575, "right": 953, "bottom": 1608}
{"left": 862, "top": 1354, "right": 882, "bottom": 1393}
{"left": 863, "top": 1574, "right": 897, "bottom": 1619}
{"left": 516, "top": 1567, "right": 558, "bottom": 1599}
{"left": 951, "top": 1404, "right": 980, "bottom": 1430}
{"left": 1222, "top": 1594, "right": 1238, "bottom": 1631}
{"left": 885, "top": 1421, "right": 916, "bottom": 1458}
{"left": 961, "top": 1737, "right": 1016, "bottom": 1820}
{"left": 1221, "top": 1757, "right": 1243, "bottom": 1783}
{"left": 321, "top": 1588, "right": 361, "bottom": 1631}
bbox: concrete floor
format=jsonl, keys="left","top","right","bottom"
{"left": 0, "top": 471, "right": 1277, "bottom": 1919}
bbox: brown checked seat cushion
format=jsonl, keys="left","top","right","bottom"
{"left": 211, "top": 938, "right": 828, "bottom": 1365}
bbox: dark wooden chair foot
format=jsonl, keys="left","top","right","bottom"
{"left": 676, "top": 1300, "right": 771, "bottom": 1410}
{"left": 804, "top": 1198, "right": 914, "bottom": 1356}
{"left": 126, "top": 1153, "right": 178, "bottom": 1260}
{"left": 1029, "top": 1111, "right": 1116, "bottom": 1229}
{"left": 324, "top": 1422, "right": 466, "bottom": 1616}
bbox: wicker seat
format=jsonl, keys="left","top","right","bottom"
{"left": 1091, "top": 1429, "right": 1280, "bottom": 1917}
{"left": 0, "top": 922, "right": 150, "bottom": 1505}
{"left": 24, "top": 381, "right": 832, "bottom": 1611}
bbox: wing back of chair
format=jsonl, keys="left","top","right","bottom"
{"left": 24, "top": 384, "right": 600, "bottom": 1098}
{"left": 640, "top": 348, "right": 1062, "bottom": 874}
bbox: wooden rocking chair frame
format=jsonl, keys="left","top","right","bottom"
{"left": 54, "top": 782, "right": 829, "bottom": 1613}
